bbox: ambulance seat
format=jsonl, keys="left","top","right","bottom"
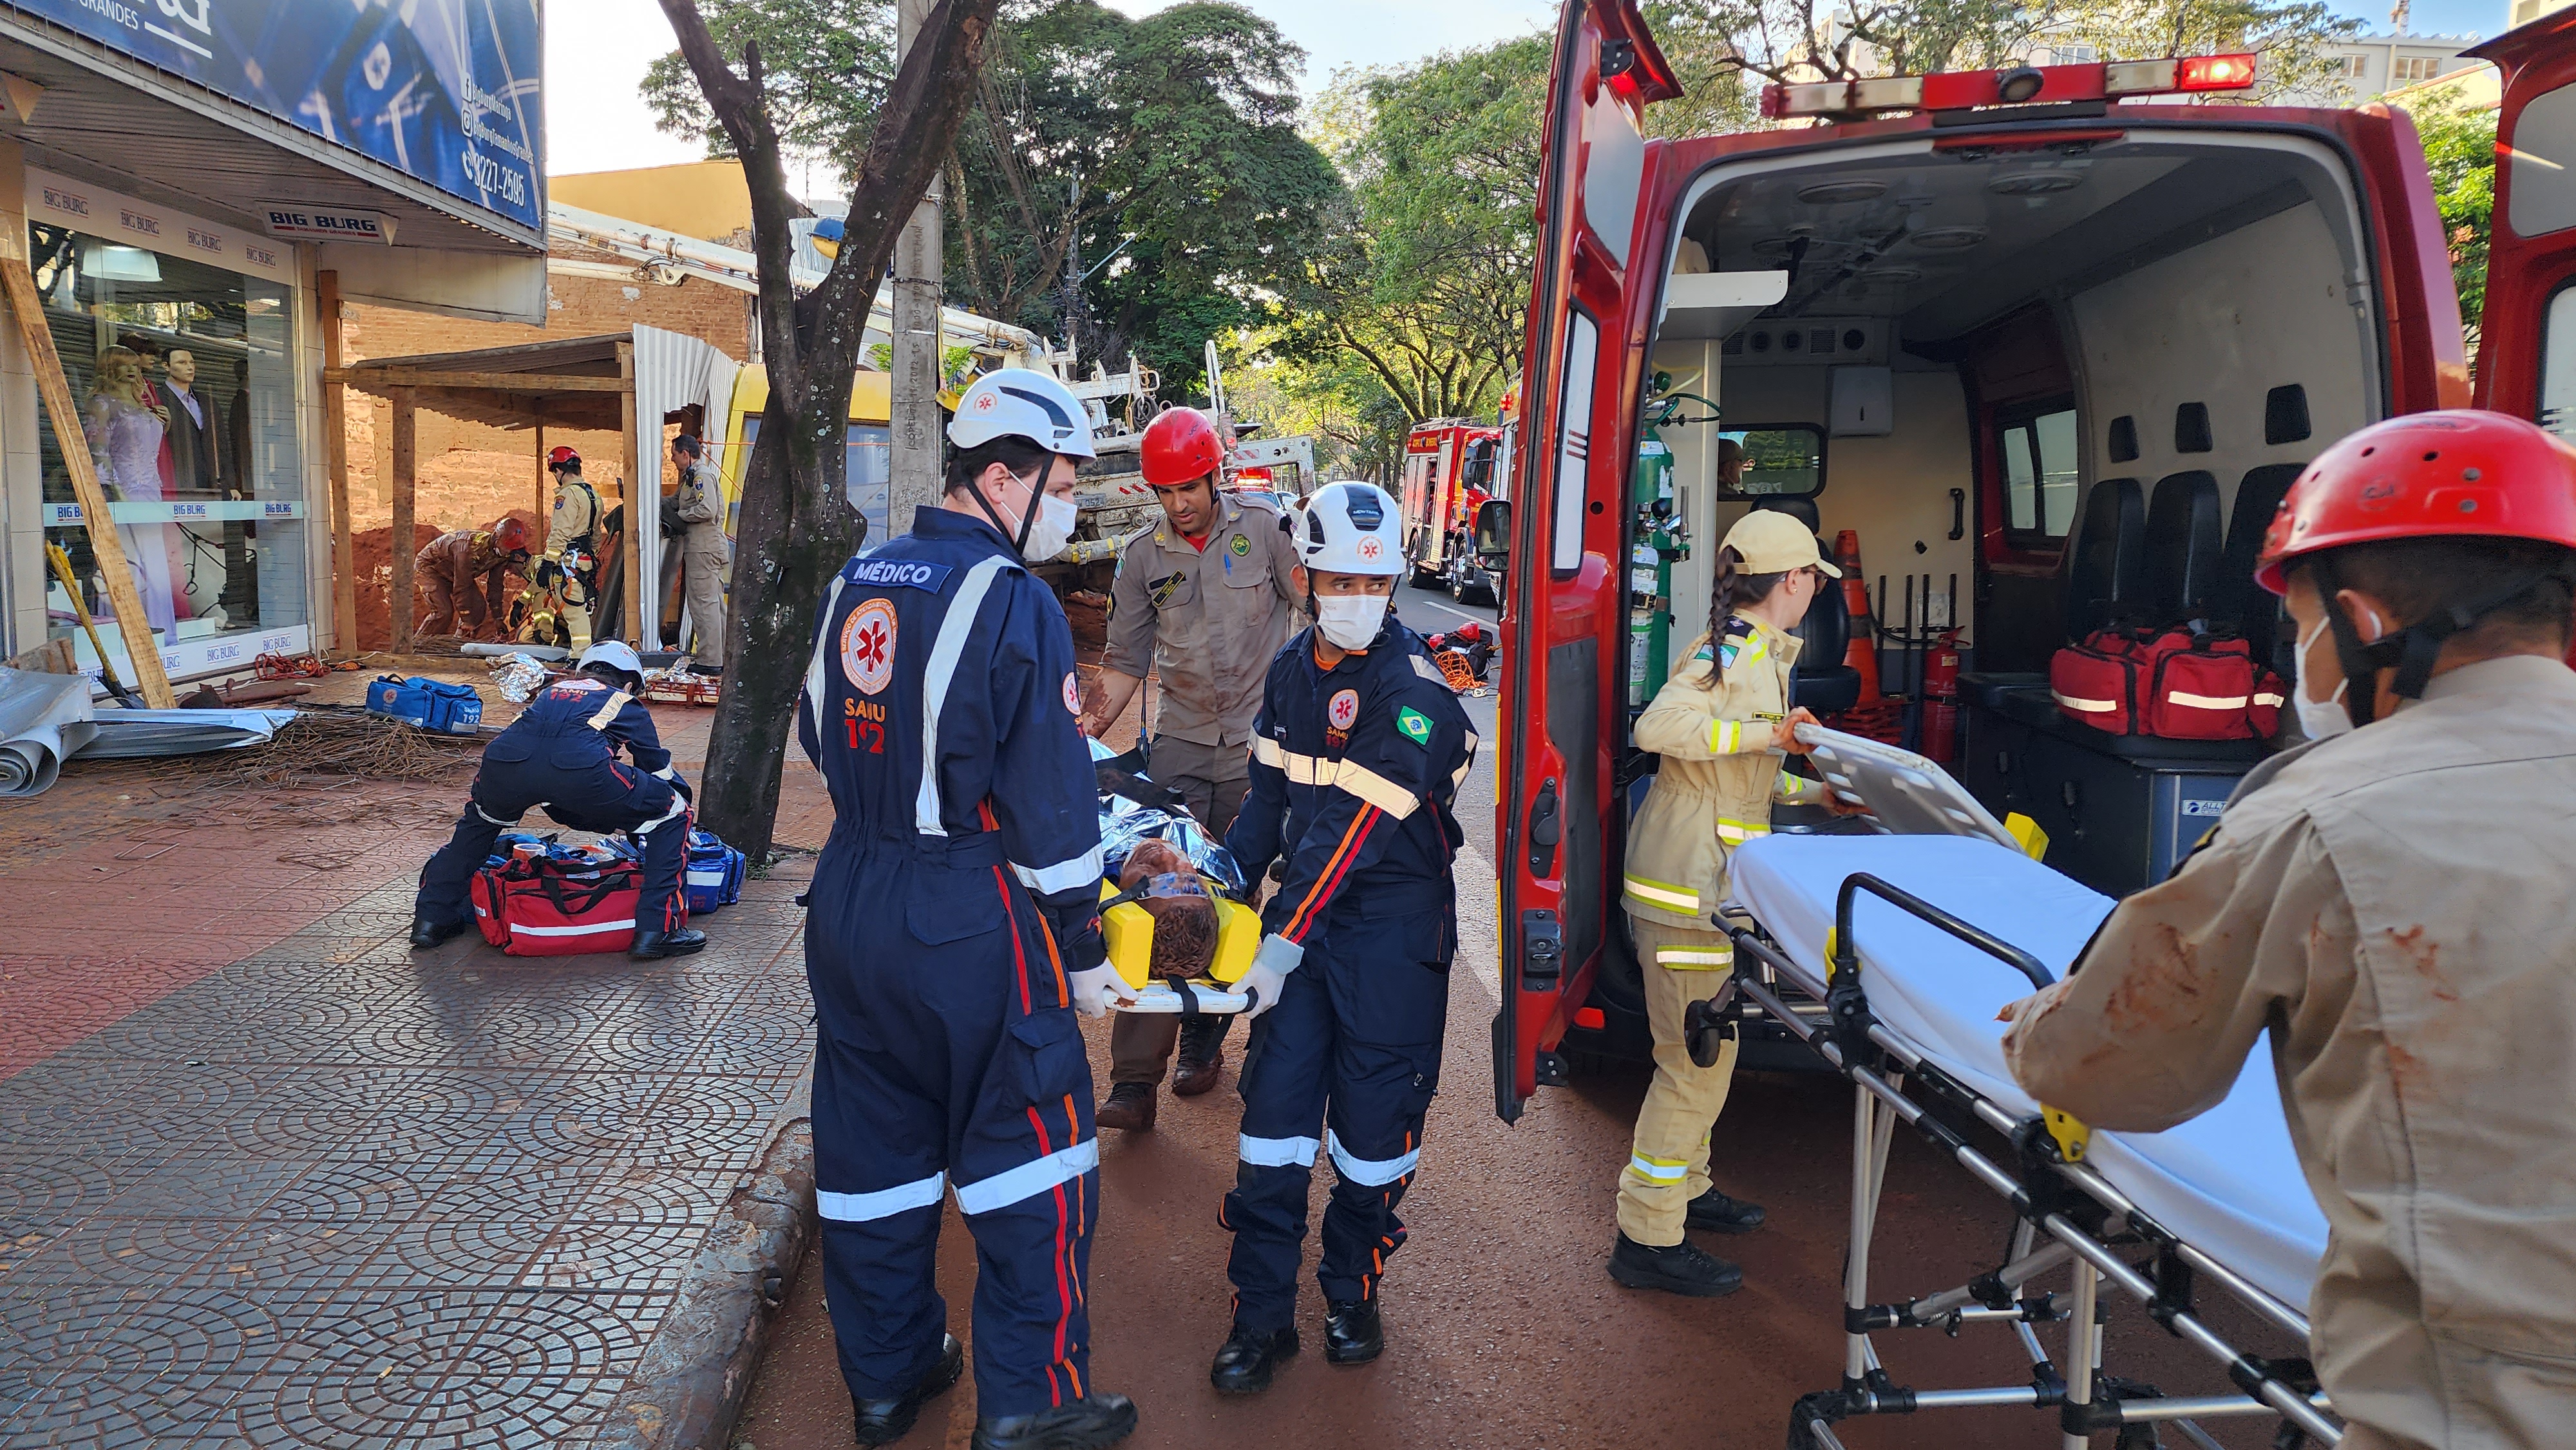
{"left": 2063, "top": 477, "right": 2145, "bottom": 640}
{"left": 2143, "top": 471, "right": 2223, "bottom": 625}
{"left": 2218, "top": 464, "right": 2304, "bottom": 648}
{"left": 1752, "top": 497, "right": 1861, "bottom": 714}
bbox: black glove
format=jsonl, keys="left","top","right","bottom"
{"left": 660, "top": 497, "right": 687, "bottom": 535}
{"left": 1037, "top": 888, "right": 1107, "bottom": 979}
{"left": 534, "top": 558, "right": 563, "bottom": 589}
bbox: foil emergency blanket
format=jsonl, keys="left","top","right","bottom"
{"left": 1090, "top": 737, "right": 1247, "bottom": 898}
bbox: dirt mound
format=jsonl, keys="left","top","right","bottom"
{"left": 346, "top": 507, "right": 542, "bottom": 651}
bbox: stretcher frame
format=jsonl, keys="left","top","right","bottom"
{"left": 1718, "top": 872, "right": 2344, "bottom": 1450}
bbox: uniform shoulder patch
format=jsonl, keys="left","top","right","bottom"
{"left": 1230, "top": 534, "right": 1251, "bottom": 557}
{"left": 848, "top": 557, "right": 953, "bottom": 592}
{"left": 1718, "top": 616, "right": 1760, "bottom": 672}
{"left": 1396, "top": 705, "right": 1434, "bottom": 747}
{"left": 840, "top": 598, "right": 898, "bottom": 695}
{"left": 1147, "top": 572, "right": 1188, "bottom": 609}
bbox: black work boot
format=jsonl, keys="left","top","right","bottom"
{"left": 1209, "top": 1323, "right": 1300, "bottom": 1394}
{"left": 971, "top": 1392, "right": 1137, "bottom": 1449}
{"left": 1095, "top": 1082, "right": 1157, "bottom": 1132}
{"left": 1171, "top": 1017, "right": 1226, "bottom": 1097}
{"left": 409, "top": 916, "right": 468, "bottom": 949}
{"left": 1607, "top": 1231, "right": 1744, "bottom": 1297}
{"left": 1322, "top": 1299, "right": 1383, "bottom": 1365}
{"left": 630, "top": 928, "right": 708, "bottom": 960}
{"left": 854, "top": 1333, "right": 963, "bottom": 1446}
{"left": 1685, "top": 1188, "right": 1768, "bottom": 1235}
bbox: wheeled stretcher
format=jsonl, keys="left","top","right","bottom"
{"left": 1717, "top": 731, "right": 2342, "bottom": 1448}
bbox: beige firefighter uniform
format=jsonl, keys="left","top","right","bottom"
{"left": 1616, "top": 616, "right": 1828, "bottom": 1245}
{"left": 543, "top": 473, "right": 602, "bottom": 650}
{"left": 2003, "top": 655, "right": 2576, "bottom": 1450}
{"left": 674, "top": 457, "right": 730, "bottom": 668}
{"left": 1099, "top": 489, "right": 1302, "bottom": 1087}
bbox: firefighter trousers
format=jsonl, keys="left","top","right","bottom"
{"left": 807, "top": 830, "right": 1099, "bottom": 1417}
{"left": 412, "top": 755, "right": 690, "bottom": 935}
{"left": 1224, "top": 907, "right": 1450, "bottom": 1332}
{"left": 1616, "top": 915, "right": 1743, "bottom": 1247}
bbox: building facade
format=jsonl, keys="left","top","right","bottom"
{"left": 0, "top": 0, "right": 547, "bottom": 686}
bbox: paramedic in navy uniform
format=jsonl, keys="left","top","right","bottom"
{"left": 406, "top": 640, "right": 703, "bottom": 959}
{"left": 1208, "top": 481, "right": 1476, "bottom": 1392}
{"left": 795, "top": 367, "right": 1141, "bottom": 1450}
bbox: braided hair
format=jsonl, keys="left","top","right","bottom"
{"left": 1705, "top": 544, "right": 1786, "bottom": 652}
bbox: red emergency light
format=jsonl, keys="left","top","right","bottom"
{"left": 1759, "top": 53, "right": 2257, "bottom": 121}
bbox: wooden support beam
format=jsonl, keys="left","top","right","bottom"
{"left": 534, "top": 411, "right": 547, "bottom": 522}
{"left": 325, "top": 367, "right": 627, "bottom": 394}
{"left": 0, "top": 254, "right": 175, "bottom": 706}
{"left": 320, "top": 271, "right": 359, "bottom": 661}
{"left": 618, "top": 341, "right": 643, "bottom": 646}
{"left": 390, "top": 386, "right": 416, "bottom": 655}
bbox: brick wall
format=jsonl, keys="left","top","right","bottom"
{"left": 341, "top": 238, "right": 754, "bottom": 536}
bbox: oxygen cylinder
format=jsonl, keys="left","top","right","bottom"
{"left": 1630, "top": 434, "right": 1685, "bottom": 706}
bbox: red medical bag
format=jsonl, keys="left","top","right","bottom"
{"left": 2048, "top": 630, "right": 2142, "bottom": 733}
{"left": 2051, "top": 627, "right": 2283, "bottom": 741}
{"left": 471, "top": 854, "right": 647, "bottom": 956}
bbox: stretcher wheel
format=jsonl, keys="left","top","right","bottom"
{"left": 1684, "top": 997, "right": 1732, "bottom": 1069}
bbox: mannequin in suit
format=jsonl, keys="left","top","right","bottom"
{"left": 154, "top": 348, "right": 225, "bottom": 496}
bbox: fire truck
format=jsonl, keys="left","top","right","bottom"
{"left": 1492, "top": 0, "right": 2576, "bottom": 1114}
{"left": 1398, "top": 418, "right": 1514, "bottom": 601}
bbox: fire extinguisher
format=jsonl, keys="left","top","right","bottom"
{"left": 1922, "top": 628, "right": 1962, "bottom": 762}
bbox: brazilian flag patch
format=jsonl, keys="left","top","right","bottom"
{"left": 1396, "top": 706, "right": 1434, "bottom": 747}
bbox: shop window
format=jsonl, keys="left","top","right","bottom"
{"left": 33, "top": 221, "right": 305, "bottom": 679}
{"left": 1716, "top": 426, "right": 1824, "bottom": 498}
{"left": 2000, "top": 401, "right": 2080, "bottom": 545}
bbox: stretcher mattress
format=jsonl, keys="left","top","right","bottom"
{"left": 1729, "top": 834, "right": 2329, "bottom": 1312}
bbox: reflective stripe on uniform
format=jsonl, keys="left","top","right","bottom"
{"left": 1327, "top": 1129, "right": 1419, "bottom": 1187}
{"left": 473, "top": 802, "right": 520, "bottom": 826}
{"left": 1249, "top": 740, "right": 1421, "bottom": 820}
{"left": 818, "top": 1171, "right": 947, "bottom": 1222}
{"left": 1707, "top": 719, "right": 1742, "bottom": 753}
{"left": 1654, "top": 943, "right": 1734, "bottom": 970}
{"left": 955, "top": 1138, "right": 1099, "bottom": 1216}
{"left": 1622, "top": 873, "right": 1700, "bottom": 914}
{"left": 1716, "top": 818, "right": 1770, "bottom": 844}
{"left": 587, "top": 689, "right": 632, "bottom": 730}
{"left": 1014, "top": 845, "right": 1108, "bottom": 896}
{"left": 1627, "top": 1153, "right": 1688, "bottom": 1182}
{"left": 2052, "top": 690, "right": 2120, "bottom": 715}
{"left": 1240, "top": 1133, "right": 1321, "bottom": 1167}
{"left": 1410, "top": 656, "right": 1446, "bottom": 683}
{"left": 800, "top": 573, "right": 849, "bottom": 728}
{"left": 915, "top": 556, "right": 1013, "bottom": 836}
{"left": 1452, "top": 731, "right": 1480, "bottom": 789}
{"left": 1776, "top": 771, "right": 1817, "bottom": 798}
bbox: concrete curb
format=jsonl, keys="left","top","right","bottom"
{"left": 595, "top": 1073, "right": 819, "bottom": 1450}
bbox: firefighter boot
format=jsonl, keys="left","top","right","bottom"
{"left": 1209, "top": 1324, "right": 1300, "bottom": 1395}
{"left": 1685, "top": 1188, "right": 1768, "bottom": 1234}
{"left": 1095, "top": 1082, "right": 1157, "bottom": 1132}
{"left": 1322, "top": 1299, "right": 1383, "bottom": 1366}
{"left": 409, "top": 916, "right": 469, "bottom": 950}
{"left": 1607, "top": 1232, "right": 1743, "bottom": 1298}
{"left": 854, "top": 1334, "right": 963, "bottom": 1446}
{"left": 630, "top": 928, "right": 708, "bottom": 960}
{"left": 971, "top": 1392, "right": 1139, "bottom": 1450}
{"left": 1172, "top": 1015, "right": 1226, "bottom": 1097}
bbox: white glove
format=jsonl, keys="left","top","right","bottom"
{"left": 1238, "top": 933, "right": 1305, "bottom": 1021}
{"left": 1067, "top": 964, "right": 1137, "bottom": 1019}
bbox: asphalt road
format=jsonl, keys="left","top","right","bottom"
{"left": 732, "top": 581, "right": 2294, "bottom": 1449}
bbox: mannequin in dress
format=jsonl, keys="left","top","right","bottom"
{"left": 85, "top": 345, "right": 180, "bottom": 636}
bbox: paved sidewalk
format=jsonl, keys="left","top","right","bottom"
{"left": 0, "top": 673, "right": 827, "bottom": 1449}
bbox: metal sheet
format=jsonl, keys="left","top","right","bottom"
{"left": 0, "top": 667, "right": 99, "bottom": 796}
{"left": 75, "top": 708, "right": 297, "bottom": 758}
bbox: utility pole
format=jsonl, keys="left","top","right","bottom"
{"left": 1059, "top": 171, "right": 1084, "bottom": 368}
{"left": 887, "top": 0, "right": 945, "bottom": 530}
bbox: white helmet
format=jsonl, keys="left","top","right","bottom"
{"left": 1296, "top": 481, "right": 1403, "bottom": 576}
{"left": 578, "top": 639, "right": 645, "bottom": 688}
{"left": 947, "top": 368, "right": 1097, "bottom": 460}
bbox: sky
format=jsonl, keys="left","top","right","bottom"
{"left": 544, "top": 0, "right": 2509, "bottom": 181}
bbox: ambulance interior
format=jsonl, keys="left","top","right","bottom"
{"left": 1596, "top": 129, "right": 2376, "bottom": 1037}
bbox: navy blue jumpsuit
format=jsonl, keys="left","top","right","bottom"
{"left": 796, "top": 507, "right": 1108, "bottom": 1417}
{"left": 1220, "top": 612, "right": 1474, "bottom": 1332}
{"left": 414, "top": 677, "right": 691, "bottom": 934}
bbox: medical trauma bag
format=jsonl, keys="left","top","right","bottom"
{"left": 2049, "top": 627, "right": 2282, "bottom": 742}
{"left": 366, "top": 675, "right": 483, "bottom": 735}
{"left": 470, "top": 853, "right": 645, "bottom": 956}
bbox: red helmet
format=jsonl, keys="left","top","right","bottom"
{"left": 547, "top": 445, "right": 582, "bottom": 471}
{"left": 2256, "top": 410, "right": 2576, "bottom": 596}
{"left": 492, "top": 517, "right": 531, "bottom": 554}
{"left": 1141, "top": 406, "right": 1226, "bottom": 487}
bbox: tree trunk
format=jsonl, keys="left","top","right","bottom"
{"left": 661, "top": 0, "right": 1001, "bottom": 863}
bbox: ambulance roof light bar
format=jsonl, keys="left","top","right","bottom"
{"left": 1759, "top": 53, "right": 2257, "bottom": 120}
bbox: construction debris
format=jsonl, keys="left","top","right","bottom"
{"left": 0, "top": 667, "right": 98, "bottom": 796}
{"left": 77, "top": 708, "right": 296, "bottom": 759}
{"left": 153, "top": 709, "right": 483, "bottom": 788}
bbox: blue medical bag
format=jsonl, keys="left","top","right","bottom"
{"left": 683, "top": 829, "right": 746, "bottom": 914}
{"left": 366, "top": 675, "right": 483, "bottom": 735}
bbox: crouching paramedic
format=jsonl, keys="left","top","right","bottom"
{"left": 796, "top": 368, "right": 1138, "bottom": 1450}
{"left": 1611, "top": 510, "right": 1850, "bottom": 1299}
{"left": 2002, "top": 411, "right": 2576, "bottom": 1450}
{"left": 407, "top": 641, "right": 702, "bottom": 960}
{"left": 1208, "top": 482, "right": 1473, "bottom": 1393}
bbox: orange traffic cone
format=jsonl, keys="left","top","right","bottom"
{"left": 1837, "top": 529, "right": 1881, "bottom": 704}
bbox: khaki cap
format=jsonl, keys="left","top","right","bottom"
{"left": 1722, "top": 509, "right": 1842, "bottom": 576}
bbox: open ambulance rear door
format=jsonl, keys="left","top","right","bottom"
{"left": 2468, "top": 12, "right": 2576, "bottom": 429}
{"left": 1493, "top": 0, "right": 1677, "bottom": 1122}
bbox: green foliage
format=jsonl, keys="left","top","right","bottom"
{"left": 641, "top": 0, "right": 892, "bottom": 172}
{"left": 2412, "top": 94, "right": 2497, "bottom": 321}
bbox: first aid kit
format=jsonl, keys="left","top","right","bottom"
{"left": 471, "top": 853, "right": 645, "bottom": 956}
{"left": 366, "top": 675, "right": 484, "bottom": 735}
{"left": 2049, "top": 627, "right": 2284, "bottom": 741}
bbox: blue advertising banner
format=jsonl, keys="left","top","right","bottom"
{"left": 5, "top": 0, "right": 543, "bottom": 231}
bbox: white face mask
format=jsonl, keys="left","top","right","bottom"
{"left": 2292, "top": 616, "right": 2353, "bottom": 742}
{"left": 1018, "top": 492, "right": 1077, "bottom": 563}
{"left": 1314, "top": 592, "right": 1389, "bottom": 650}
